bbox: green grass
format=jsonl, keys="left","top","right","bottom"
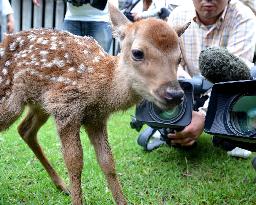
{"left": 0, "top": 107, "right": 256, "bottom": 205}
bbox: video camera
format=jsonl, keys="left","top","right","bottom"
{"left": 130, "top": 75, "right": 213, "bottom": 151}
{"left": 204, "top": 79, "right": 256, "bottom": 143}
{"left": 131, "top": 75, "right": 256, "bottom": 151}
{"left": 65, "top": 0, "right": 107, "bottom": 10}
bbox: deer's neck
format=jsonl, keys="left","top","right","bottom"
{"left": 107, "top": 56, "right": 141, "bottom": 111}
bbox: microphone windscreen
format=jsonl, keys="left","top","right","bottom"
{"left": 199, "top": 47, "right": 251, "bottom": 83}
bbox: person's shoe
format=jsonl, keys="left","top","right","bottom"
{"left": 227, "top": 147, "right": 252, "bottom": 159}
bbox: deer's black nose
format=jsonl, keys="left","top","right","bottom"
{"left": 164, "top": 89, "right": 184, "bottom": 104}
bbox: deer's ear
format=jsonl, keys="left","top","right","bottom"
{"left": 108, "top": 3, "right": 130, "bottom": 40}
{"left": 174, "top": 22, "right": 191, "bottom": 37}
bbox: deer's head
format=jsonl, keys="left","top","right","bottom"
{"left": 109, "top": 4, "right": 190, "bottom": 110}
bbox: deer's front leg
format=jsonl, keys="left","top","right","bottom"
{"left": 86, "top": 122, "right": 127, "bottom": 205}
{"left": 56, "top": 120, "right": 83, "bottom": 205}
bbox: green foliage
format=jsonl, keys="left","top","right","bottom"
{"left": 0, "top": 108, "right": 255, "bottom": 205}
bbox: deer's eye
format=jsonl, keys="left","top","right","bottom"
{"left": 131, "top": 49, "right": 144, "bottom": 61}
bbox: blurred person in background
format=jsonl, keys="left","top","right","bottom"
{"left": 0, "top": 0, "right": 14, "bottom": 41}
{"left": 122, "top": 0, "right": 187, "bottom": 22}
{"left": 33, "top": 0, "right": 112, "bottom": 53}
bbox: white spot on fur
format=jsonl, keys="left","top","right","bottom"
{"left": 50, "top": 36, "right": 57, "bottom": 41}
{"left": 50, "top": 76, "right": 57, "bottom": 81}
{"left": 83, "top": 50, "right": 88, "bottom": 55}
{"left": 2, "top": 68, "right": 8, "bottom": 75}
{"left": 58, "top": 41, "right": 66, "bottom": 49}
{"left": 88, "top": 67, "right": 94, "bottom": 73}
{"left": 40, "top": 50, "right": 48, "bottom": 59}
{"left": 42, "top": 62, "right": 53, "bottom": 68}
{"left": 52, "top": 58, "right": 65, "bottom": 68}
{"left": 5, "top": 79, "right": 10, "bottom": 85}
{"left": 28, "top": 34, "right": 37, "bottom": 42}
{"left": 16, "top": 37, "right": 22, "bottom": 42}
{"left": 41, "top": 40, "right": 49, "bottom": 45}
{"left": 78, "top": 64, "right": 86, "bottom": 73}
{"left": 64, "top": 53, "right": 69, "bottom": 59}
{"left": 57, "top": 76, "right": 65, "bottom": 82}
{"left": 9, "top": 42, "right": 17, "bottom": 51}
{"left": 50, "top": 43, "right": 57, "bottom": 50}
{"left": 68, "top": 67, "right": 75, "bottom": 72}
{"left": 40, "top": 59, "right": 47, "bottom": 63}
{"left": 92, "top": 56, "right": 100, "bottom": 63}
{"left": 0, "top": 48, "right": 5, "bottom": 57}
{"left": 5, "top": 61, "right": 11, "bottom": 67}
{"left": 49, "top": 76, "right": 75, "bottom": 85}
{"left": 0, "top": 76, "right": 3, "bottom": 84}
{"left": 20, "top": 39, "right": 25, "bottom": 46}
{"left": 36, "top": 37, "right": 44, "bottom": 44}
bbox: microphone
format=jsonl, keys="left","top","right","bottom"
{"left": 199, "top": 47, "right": 252, "bottom": 83}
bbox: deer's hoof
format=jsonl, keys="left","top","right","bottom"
{"left": 56, "top": 182, "right": 70, "bottom": 195}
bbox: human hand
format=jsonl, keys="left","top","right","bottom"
{"left": 132, "top": 13, "right": 142, "bottom": 21}
{"left": 167, "top": 111, "right": 205, "bottom": 146}
{"left": 33, "top": 0, "right": 40, "bottom": 6}
{"left": 7, "top": 14, "right": 14, "bottom": 33}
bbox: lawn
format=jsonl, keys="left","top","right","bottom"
{"left": 0, "top": 108, "right": 255, "bottom": 205}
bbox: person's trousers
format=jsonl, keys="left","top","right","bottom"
{"left": 63, "top": 20, "right": 112, "bottom": 53}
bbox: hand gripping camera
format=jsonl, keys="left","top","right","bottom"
{"left": 130, "top": 76, "right": 212, "bottom": 151}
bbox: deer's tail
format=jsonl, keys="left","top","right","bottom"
{"left": 0, "top": 35, "right": 13, "bottom": 100}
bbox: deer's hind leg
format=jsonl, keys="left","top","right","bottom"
{"left": 0, "top": 93, "right": 24, "bottom": 131}
{"left": 18, "top": 105, "right": 70, "bottom": 194}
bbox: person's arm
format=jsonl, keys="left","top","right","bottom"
{"left": 33, "top": 0, "right": 40, "bottom": 6}
{"left": 133, "top": 0, "right": 165, "bottom": 21}
{"left": 7, "top": 13, "right": 14, "bottom": 33}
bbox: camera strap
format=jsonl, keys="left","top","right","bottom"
{"left": 137, "top": 127, "right": 166, "bottom": 151}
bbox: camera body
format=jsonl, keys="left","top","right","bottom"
{"left": 131, "top": 80, "right": 194, "bottom": 132}
{"left": 130, "top": 76, "right": 212, "bottom": 150}
{"left": 66, "top": 0, "right": 107, "bottom": 10}
{"left": 205, "top": 79, "right": 256, "bottom": 142}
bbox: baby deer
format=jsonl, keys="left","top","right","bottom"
{"left": 0, "top": 4, "right": 189, "bottom": 205}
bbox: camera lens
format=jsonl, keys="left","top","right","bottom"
{"left": 158, "top": 104, "right": 182, "bottom": 120}
{"left": 228, "top": 95, "right": 256, "bottom": 135}
{"left": 150, "top": 98, "right": 186, "bottom": 123}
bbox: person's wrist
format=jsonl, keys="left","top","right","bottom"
{"left": 197, "top": 108, "right": 206, "bottom": 118}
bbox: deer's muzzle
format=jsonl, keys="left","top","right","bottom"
{"left": 155, "top": 82, "right": 184, "bottom": 109}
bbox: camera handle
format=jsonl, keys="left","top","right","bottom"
{"left": 137, "top": 127, "right": 167, "bottom": 151}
